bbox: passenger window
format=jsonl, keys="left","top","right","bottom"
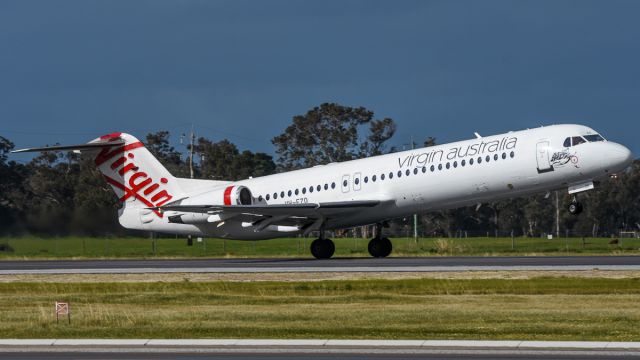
{"left": 430, "top": 165, "right": 435, "bottom": 172}
{"left": 258, "top": 195, "right": 263, "bottom": 201}
{"left": 309, "top": 186, "right": 313, "bottom": 193}
{"left": 397, "top": 170, "right": 402, "bottom": 178}
{"left": 324, "top": 184, "right": 328, "bottom": 190}
{"left": 381, "top": 173, "right": 385, "bottom": 180}
{"left": 510, "top": 151, "right": 515, "bottom": 158}
{"left": 331, "top": 182, "right": 336, "bottom": 189}
{"left": 317, "top": 185, "right": 321, "bottom": 191}
{"left": 563, "top": 137, "right": 571, "bottom": 147}
{"left": 295, "top": 189, "right": 299, "bottom": 195}
{"left": 446, "top": 162, "right": 450, "bottom": 169}
{"left": 453, "top": 161, "right": 457, "bottom": 168}
{"left": 485, "top": 155, "right": 490, "bottom": 162}
{"left": 502, "top": 153, "right": 506, "bottom": 159}
{"left": 494, "top": 154, "right": 498, "bottom": 161}
{"left": 571, "top": 136, "right": 586, "bottom": 146}
{"left": 422, "top": 166, "right": 426, "bottom": 173}
{"left": 470, "top": 158, "right": 474, "bottom": 165}
{"left": 406, "top": 169, "right": 411, "bottom": 176}
{"left": 438, "top": 164, "right": 442, "bottom": 170}
{"left": 302, "top": 188, "right": 306, "bottom": 194}
{"left": 266, "top": 194, "right": 270, "bottom": 200}
{"left": 389, "top": 172, "right": 394, "bottom": 179}
{"left": 354, "top": 178, "right": 360, "bottom": 185}
{"left": 461, "top": 159, "right": 466, "bottom": 166}
{"left": 288, "top": 190, "right": 292, "bottom": 197}
{"left": 273, "top": 193, "right": 278, "bottom": 199}
{"left": 280, "top": 191, "right": 285, "bottom": 198}
{"left": 372, "top": 175, "right": 377, "bottom": 182}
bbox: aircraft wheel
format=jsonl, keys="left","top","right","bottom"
{"left": 310, "top": 238, "right": 335, "bottom": 259}
{"left": 568, "top": 201, "right": 583, "bottom": 215}
{"left": 368, "top": 237, "right": 392, "bottom": 258}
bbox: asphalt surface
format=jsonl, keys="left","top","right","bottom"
{"left": 1, "top": 350, "right": 638, "bottom": 360}
{"left": 0, "top": 256, "right": 640, "bottom": 274}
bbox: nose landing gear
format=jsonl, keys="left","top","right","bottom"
{"left": 368, "top": 223, "right": 393, "bottom": 258}
{"left": 568, "top": 196, "right": 583, "bottom": 215}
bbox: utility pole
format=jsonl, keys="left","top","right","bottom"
{"left": 189, "top": 124, "right": 195, "bottom": 179}
{"left": 555, "top": 190, "right": 560, "bottom": 238}
{"left": 412, "top": 136, "right": 418, "bottom": 243}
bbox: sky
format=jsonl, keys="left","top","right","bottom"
{"left": 2, "top": 0, "right": 640, "bottom": 164}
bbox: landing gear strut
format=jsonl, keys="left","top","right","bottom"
{"left": 310, "top": 228, "right": 335, "bottom": 259}
{"left": 568, "top": 196, "right": 583, "bottom": 215}
{"left": 368, "top": 223, "right": 392, "bottom": 258}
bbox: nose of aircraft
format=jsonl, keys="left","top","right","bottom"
{"left": 608, "top": 142, "right": 633, "bottom": 170}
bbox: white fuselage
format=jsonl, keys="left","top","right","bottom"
{"left": 125, "top": 124, "right": 632, "bottom": 239}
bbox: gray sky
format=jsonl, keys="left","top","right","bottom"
{"left": 2, "top": 0, "right": 639, "bottom": 163}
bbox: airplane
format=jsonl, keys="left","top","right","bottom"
{"left": 12, "top": 124, "right": 633, "bottom": 259}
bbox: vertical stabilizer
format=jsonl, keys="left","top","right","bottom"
{"left": 90, "top": 132, "right": 186, "bottom": 211}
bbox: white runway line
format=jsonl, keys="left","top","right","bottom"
{"left": 1, "top": 339, "right": 640, "bottom": 350}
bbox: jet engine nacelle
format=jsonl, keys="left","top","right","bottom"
{"left": 222, "top": 185, "right": 253, "bottom": 205}
{"left": 184, "top": 184, "right": 253, "bottom": 206}
{"left": 166, "top": 185, "right": 252, "bottom": 225}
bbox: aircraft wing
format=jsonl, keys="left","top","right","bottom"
{"left": 155, "top": 200, "right": 380, "bottom": 217}
{"left": 152, "top": 200, "right": 382, "bottom": 231}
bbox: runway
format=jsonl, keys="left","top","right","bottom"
{"left": 2, "top": 350, "right": 638, "bottom": 359}
{"left": 2, "top": 339, "right": 640, "bottom": 360}
{"left": 1, "top": 256, "right": 639, "bottom": 274}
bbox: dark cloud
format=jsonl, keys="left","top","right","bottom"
{"left": 2, "top": 0, "right": 639, "bottom": 159}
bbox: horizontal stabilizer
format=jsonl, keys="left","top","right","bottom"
{"left": 11, "top": 141, "right": 125, "bottom": 153}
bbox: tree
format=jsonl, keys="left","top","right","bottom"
{"left": 272, "top": 103, "right": 396, "bottom": 170}
{"left": 359, "top": 118, "right": 397, "bottom": 157}
{"left": 145, "top": 131, "right": 188, "bottom": 177}
{"left": 423, "top": 137, "right": 436, "bottom": 147}
{"left": 0, "top": 136, "right": 27, "bottom": 234}
{"left": 196, "top": 138, "right": 276, "bottom": 181}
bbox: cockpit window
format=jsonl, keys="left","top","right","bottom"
{"left": 563, "top": 137, "right": 571, "bottom": 148}
{"left": 584, "top": 134, "right": 605, "bottom": 142}
{"left": 571, "top": 136, "right": 587, "bottom": 146}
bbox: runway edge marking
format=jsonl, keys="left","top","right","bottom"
{"left": 1, "top": 339, "right": 640, "bottom": 350}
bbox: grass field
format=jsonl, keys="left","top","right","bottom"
{"left": 1, "top": 277, "right": 639, "bottom": 340}
{"left": 0, "top": 236, "right": 639, "bottom": 259}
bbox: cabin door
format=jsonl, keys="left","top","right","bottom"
{"left": 536, "top": 140, "right": 553, "bottom": 173}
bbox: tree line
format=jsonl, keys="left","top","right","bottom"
{"left": 1, "top": 103, "right": 639, "bottom": 237}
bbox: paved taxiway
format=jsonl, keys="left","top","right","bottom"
{"left": 0, "top": 256, "right": 639, "bottom": 274}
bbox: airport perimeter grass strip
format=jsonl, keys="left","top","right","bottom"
{"left": 1, "top": 339, "right": 640, "bottom": 350}
{"left": 1, "top": 236, "right": 639, "bottom": 259}
{"left": 0, "top": 278, "right": 639, "bottom": 341}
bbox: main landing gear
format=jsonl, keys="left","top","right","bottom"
{"left": 568, "top": 196, "right": 583, "bottom": 215}
{"left": 368, "top": 223, "right": 393, "bottom": 258}
{"left": 310, "top": 228, "right": 335, "bottom": 259}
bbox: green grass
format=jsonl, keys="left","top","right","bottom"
{"left": 0, "top": 236, "right": 639, "bottom": 259}
{"left": 1, "top": 278, "right": 640, "bottom": 340}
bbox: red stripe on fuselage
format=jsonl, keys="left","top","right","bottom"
{"left": 223, "top": 186, "right": 234, "bottom": 205}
